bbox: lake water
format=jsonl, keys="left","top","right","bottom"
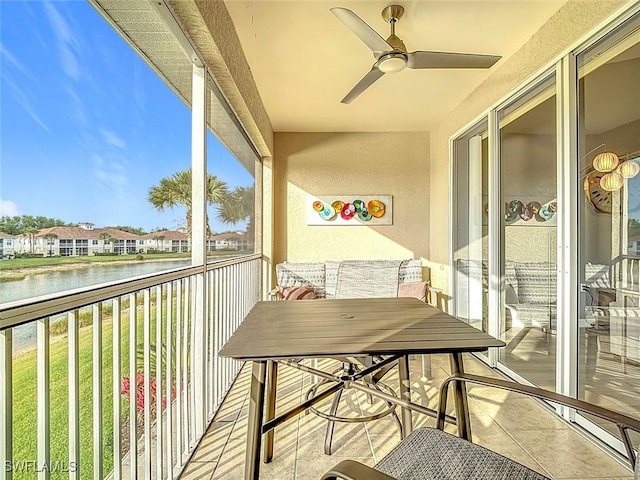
{"left": 1, "top": 259, "right": 191, "bottom": 351}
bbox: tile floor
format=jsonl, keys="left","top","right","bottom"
{"left": 180, "top": 354, "right": 635, "bottom": 480}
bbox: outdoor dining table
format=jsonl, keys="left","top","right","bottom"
{"left": 219, "top": 297, "right": 506, "bottom": 480}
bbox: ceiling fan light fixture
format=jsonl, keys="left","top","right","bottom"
{"left": 377, "top": 53, "right": 407, "bottom": 73}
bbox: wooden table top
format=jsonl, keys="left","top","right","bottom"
{"left": 219, "top": 297, "right": 505, "bottom": 360}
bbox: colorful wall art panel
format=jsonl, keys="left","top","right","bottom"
{"left": 307, "top": 195, "right": 393, "bottom": 225}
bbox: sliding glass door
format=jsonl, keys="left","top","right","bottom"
{"left": 453, "top": 120, "right": 489, "bottom": 350}
{"left": 497, "top": 75, "right": 557, "bottom": 390}
{"left": 576, "top": 15, "right": 640, "bottom": 441}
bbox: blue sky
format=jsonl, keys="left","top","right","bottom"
{"left": 1, "top": 1, "right": 254, "bottom": 233}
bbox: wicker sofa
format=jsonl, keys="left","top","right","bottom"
{"left": 275, "top": 259, "right": 425, "bottom": 299}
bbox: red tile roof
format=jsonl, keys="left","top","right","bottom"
{"left": 34, "top": 226, "right": 143, "bottom": 240}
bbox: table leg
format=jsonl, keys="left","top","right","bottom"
{"left": 450, "top": 352, "right": 472, "bottom": 441}
{"left": 421, "top": 354, "right": 432, "bottom": 379}
{"left": 263, "top": 360, "right": 278, "bottom": 463}
{"left": 245, "top": 360, "right": 267, "bottom": 480}
{"left": 398, "top": 354, "right": 413, "bottom": 438}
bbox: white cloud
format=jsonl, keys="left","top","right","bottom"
{"left": 1, "top": 44, "right": 50, "bottom": 132}
{"left": 1, "top": 43, "right": 29, "bottom": 77}
{"left": 92, "top": 154, "right": 127, "bottom": 188}
{"left": 101, "top": 129, "right": 126, "bottom": 149}
{"left": 0, "top": 199, "right": 20, "bottom": 217}
{"left": 43, "top": 2, "right": 80, "bottom": 80}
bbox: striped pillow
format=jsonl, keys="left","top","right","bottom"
{"left": 278, "top": 285, "right": 317, "bottom": 300}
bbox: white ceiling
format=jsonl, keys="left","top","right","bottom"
{"left": 224, "top": 0, "right": 567, "bottom": 132}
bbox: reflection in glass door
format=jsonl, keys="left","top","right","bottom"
{"left": 577, "top": 17, "right": 640, "bottom": 444}
{"left": 497, "top": 76, "right": 557, "bottom": 390}
{"left": 453, "top": 120, "right": 489, "bottom": 353}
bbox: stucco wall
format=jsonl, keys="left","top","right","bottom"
{"left": 429, "top": 0, "right": 627, "bottom": 295}
{"left": 273, "top": 132, "right": 430, "bottom": 275}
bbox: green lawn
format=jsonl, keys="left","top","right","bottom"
{"left": 0, "top": 252, "right": 191, "bottom": 271}
{"left": 11, "top": 295, "right": 178, "bottom": 479}
{"left": 0, "top": 249, "right": 246, "bottom": 272}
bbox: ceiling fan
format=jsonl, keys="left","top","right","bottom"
{"left": 331, "top": 5, "right": 502, "bottom": 104}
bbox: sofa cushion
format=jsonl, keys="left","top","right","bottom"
{"left": 398, "top": 282, "right": 427, "bottom": 302}
{"left": 325, "top": 261, "right": 340, "bottom": 299}
{"left": 335, "top": 260, "right": 402, "bottom": 299}
{"left": 399, "top": 259, "right": 423, "bottom": 284}
{"left": 276, "top": 262, "right": 326, "bottom": 298}
{"left": 514, "top": 262, "right": 556, "bottom": 304}
{"left": 278, "top": 285, "right": 317, "bottom": 300}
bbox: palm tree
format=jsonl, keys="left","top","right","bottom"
{"left": 148, "top": 169, "right": 229, "bottom": 237}
{"left": 216, "top": 186, "right": 255, "bottom": 237}
{"left": 98, "top": 231, "right": 115, "bottom": 253}
{"left": 42, "top": 233, "right": 58, "bottom": 257}
{"left": 24, "top": 227, "right": 39, "bottom": 253}
{"left": 152, "top": 234, "right": 166, "bottom": 252}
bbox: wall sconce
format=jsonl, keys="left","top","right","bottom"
{"left": 591, "top": 150, "right": 639, "bottom": 191}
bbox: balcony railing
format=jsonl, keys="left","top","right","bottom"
{"left": 0, "top": 254, "right": 261, "bottom": 479}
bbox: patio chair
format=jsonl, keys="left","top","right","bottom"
{"left": 321, "top": 373, "right": 640, "bottom": 480}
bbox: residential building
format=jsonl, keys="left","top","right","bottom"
{"left": 0, "top": 232, "right": 15, "bottom": 259}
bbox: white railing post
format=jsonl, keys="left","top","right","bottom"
{"left": 93, "top": 304, "right": 103, "bottom": 480}
{"left": 165, "top": 281, "right": 174, "bottom": 479}
{"left": 0, "top": 328, "right": 12, "bottom": 480}
{"left": 128, "top": 294, "right": 138, "bottom": 479}
{"left": 68, "top": 311, "right": 80, "bottom": 480}
{"left": 155, "top": 285, "right": 164, "bottom": 480}
{"left": 175, "top": 279, "right": 183, "bottom": 464}
{"left": 182, "top": 278, "right": 190, "bottom": 457}
{"left": 37, "top": 317, "right": 50, "bottom": 480}
{"left": 143, "top": 289, "right": 152, "bottom": 478}
{"left": 112, "top": 298, "right": 122, "bottom": 480}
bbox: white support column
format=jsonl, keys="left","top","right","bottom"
{"left": 191, "top": 60, "right": 207, "bottom": 439}
{"left": 37, "top": 318, "right": 51, "bottom": 480}
{"left": 1, "top": 328, "right": 13, "bottom": 480}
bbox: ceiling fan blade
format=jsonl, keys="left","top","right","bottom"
{"left": 341, "top": 67, "right": 385, "bottom": 104}
{"left": 330, "top": 7, "right": 392, "bottom": 54}
{"left": 407, "top": 51, "right": 501, "bottom": 69}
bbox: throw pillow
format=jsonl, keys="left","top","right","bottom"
{"left": 278, "top": 285, "right": 317, "bottom": 301}
{"left": 398, "top": 282, "right": 427, "bottom": 302}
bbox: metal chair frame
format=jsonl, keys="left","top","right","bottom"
{"left": 322, "top": 372, "right": 640, "bottom": 480}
